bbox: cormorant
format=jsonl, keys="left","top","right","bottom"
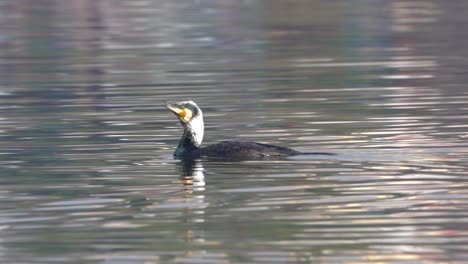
{"left": 164, "top": 100, "right": 333, "bottom": 160}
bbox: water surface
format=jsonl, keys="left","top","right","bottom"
{"left": 1, "top": 1, "right": 468, "bottom": 263}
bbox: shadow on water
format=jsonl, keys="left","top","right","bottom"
{"left": 177, "top": 159, "right": 206, "bottom": 193}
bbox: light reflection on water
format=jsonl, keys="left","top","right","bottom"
{"left": 1, "top": 0, "right": 468, "bottom": 263}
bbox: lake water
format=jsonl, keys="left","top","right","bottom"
{"left": 1, "top": 1, "right": 468, "bottom": 263}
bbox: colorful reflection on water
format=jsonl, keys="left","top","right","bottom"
{"left": 0, "top": 1, "right": 468, "bottom": 263}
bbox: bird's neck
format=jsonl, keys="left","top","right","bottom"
{"left": 175, "top": 118, "right": 204, "bottom": 157}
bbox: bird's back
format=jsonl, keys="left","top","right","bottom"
{"left": 194, "top": 141, "right": 301, "bottom": 160}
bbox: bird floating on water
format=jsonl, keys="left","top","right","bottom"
{"left": 164, "top": 100, "right": 334, "bottom": 160}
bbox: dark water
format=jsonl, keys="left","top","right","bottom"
{"left": 1, "top": 1, "right": 468, "bottom": 263}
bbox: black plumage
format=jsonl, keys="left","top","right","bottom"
{"left": 183, "top": 141, "right": 301, "bottom": 160}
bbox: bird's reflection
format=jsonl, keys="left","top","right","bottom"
{"left": 177, "top": 159, "right": 206, "bottom": 193}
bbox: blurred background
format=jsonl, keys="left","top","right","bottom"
{"left": 1, "top": 1, "right": 468, "bottom": 263}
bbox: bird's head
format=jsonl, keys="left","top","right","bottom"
{"left": 164, "top": 100, "right": 202, "bottom": 124}
{"left": 164, "top": 100, "right": 205, "bottom": 148}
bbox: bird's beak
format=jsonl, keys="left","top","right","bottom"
{"left": 164, "top": 102, "right": 181, "bottom": 115}
{"left": 164, "top": 102, "right": 186, "bottom": 121}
